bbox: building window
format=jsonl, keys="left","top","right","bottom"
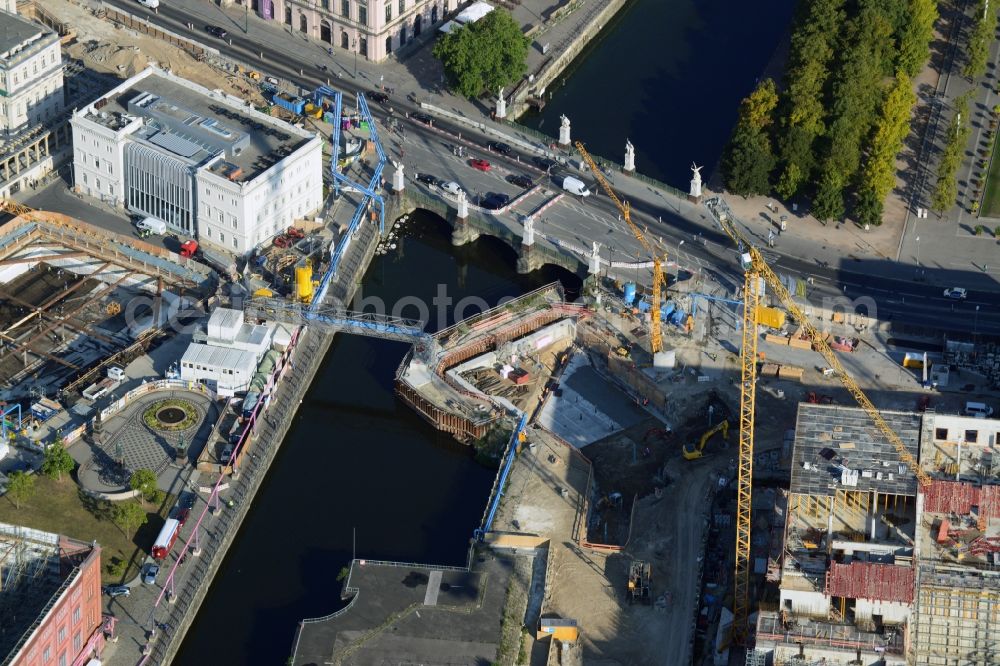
{"left": 58, "top": 626, "right": 66, "bottom": 643}
{"left": 965, "top": 430, "right": 979, "bottom": 443}
{"left": 58, "top": 652, "right": 66, "bottom": 666}
{"left": 231, "top": 216, "right": 237, "bottom": 229}
{"left": 206, "top": 227, "right": 212, "bottom": 238}
{"left": 285, "top": 5, "right": 292, "bottom": 24}
{"left": 73, "top": 631, "right": 82, "bottom": 653}
{"left": 341, "top": 0, "right": 350, "bottom": 16}
{"left": 218, "top": 210, "right": 224, "bottom": 222}
{"left": 385, "top": 2, "right": 391, "bottom": 22}
{"left": 321, "top": 0, "right": 329, "bottom": 8}
{"left": 359, "top": 5, "right": 367, "bottom": 25}
{"left": 360, "top": 36, "right": 368, "bottom": 54}
{"left": 386, "top": 35, "right": 392, "bottom": 53}
{"left": 72, "top": 606, "right": 81, "bottom": 624}
{"left": 300, "top": 13, "right": 308, "bottom": 32}
{"left": 398, "top": 0, "right": 404, "bottom": 13}
{"left": 219, "top": 232, "right": 225, "bottom": 243}
{"left": 43, "top": 647, "right": 51, "bottom": 663}
{"left": 935, "top": 428, "right": 948, "bottom": 440}
{"left": 232, "top": 237, "right": 238, "bottom": 249}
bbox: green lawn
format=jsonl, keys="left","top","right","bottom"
{"left": 980, "top": 146, "right": 1000, "bottom": 218}
{"left": 0, "top": 472, "right": 171, "bottom": 585}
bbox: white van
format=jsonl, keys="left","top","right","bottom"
{"left": 136, "top": 217, "right": 166, "bottom": 235}
{"left": 138, "top": 0, "right": 160, "bottom": 8}
{"left": 559, "top": 175, "right": 591, "bottom": 197}
{"left": 964, "top": 401, "right": 994, "bottom": 418}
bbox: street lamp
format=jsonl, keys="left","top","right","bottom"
{"left": 915, "top": 235, "right": 920, "bottom": 278}
{"left": 244, "top": 0, "right": 249, "bottom": 33}
{"left": 352, "top": 37, "right": 358, "bottom": 78}
{"left": 975, "top": 305, "right": 980, "bottom": 338}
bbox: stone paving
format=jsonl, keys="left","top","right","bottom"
{"left": 77, "top": 390, "right": 216, "bottom": 494}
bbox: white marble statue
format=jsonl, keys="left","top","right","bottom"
{"left": 559, "top": 114, "right": 571, "bottom": 145}
{"left": 689, "top": 162, "right": 703, "bottom": 199}
{"left": 624, "top": 140, "right": 636, "bottom": 172}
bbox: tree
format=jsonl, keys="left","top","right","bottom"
{"left": 722, "top": 80, "right": 778, "bottom": 196}
{"left": 433, "top": 10, "right": 530, "bottom": 98}
{"left": 41, "top": 440, "right": 75, "bottom": 482}
{"left": 964, "top": 1, "right": 997, "bottom": 79}
{"left": 5, "top": 471, "right": 35, "bottom": 509}
{"left": 897, "top": 0, "right": 938, "bottom": 77}
{"left": 129, "top": 469, "right": 158, "bottom": 502}
{"left": 856, "top": 72, "right": 916, "bottom": 226}
{"left": 931, "top": 92, "right": 972, "bottom": 213}
{"left": 113, "top": 501, "right": 147, "bottom": 539}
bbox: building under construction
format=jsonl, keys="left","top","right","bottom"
{"left": 752, "top": 404, "right": 1000, "bottom": 665}
{"left": 0, "top": 209, "right": 215, "bottom": 401}
{"left": 0, "top": 522, "right": 107, "bottom": 665}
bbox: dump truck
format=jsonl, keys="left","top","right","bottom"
{"left": 627, "top": 560, "right": 651, "bottom": 604}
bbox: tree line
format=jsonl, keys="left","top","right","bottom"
{"left": 722, "top": 0, "right": 937, "bottom": 225}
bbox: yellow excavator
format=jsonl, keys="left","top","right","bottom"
{"left": 682, "top": 419, "right": 729, "bottom": 460}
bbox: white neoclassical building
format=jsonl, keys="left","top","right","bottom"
{"left": 70, "top": 66, "right": 323, "bottom": 256}
{"left": 0, "top": 8, "right": 63, "bottom": 139}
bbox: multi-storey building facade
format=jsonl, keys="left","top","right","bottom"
{"left": 0, "top": 8, "right": 63, "bottom": 139}
{"left": 246, "top": 0, "right": 457, "bottom": 62}
{"left": 70, "top": 66, "right": 323, "bottom": 256}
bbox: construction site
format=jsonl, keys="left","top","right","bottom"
{"left": 383, "top": 146, "right": 1000, "bottom": 664}
{"left": 0, "top": 522, "right": 107, "bottom": 664}
{"left": 0, "top": 208, "right": 214, "bottom": 404}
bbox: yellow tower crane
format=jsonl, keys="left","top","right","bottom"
{"left": 575, "top": 142, "right": 664, "bottom": 355}
{"left": 712, "top": 201, "right": 931, "bottom": 644}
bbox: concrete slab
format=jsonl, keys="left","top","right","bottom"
{"left": 538, "top": 353, "right": 646, "bottom": 447}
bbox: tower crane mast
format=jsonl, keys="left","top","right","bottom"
{"left": 710, "top": 200, "right": 931, "bottom": 644}
{"left": 575, "top": 142, "right": 664, "bottom": 354}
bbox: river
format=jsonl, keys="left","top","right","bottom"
{"left": 520, "top": 0, "right": 797, "bottom": 188}
{"left": 174, "top": 212, "right": 581, "bottom": 664}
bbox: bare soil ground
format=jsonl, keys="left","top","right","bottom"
{"left": 41, "top": 0, "right": 267, "bottom": 102}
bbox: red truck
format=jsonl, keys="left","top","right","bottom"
{"left": 179, "top": 240, "right": 199, "bottom": 258}
{"left": 151, "top": 518, "right": 181, "bottom": 560}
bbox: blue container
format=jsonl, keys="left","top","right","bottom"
{"left": 623, "top": 282, "right": 637, "bottom": 305}
{"left": 637, "top": 298, "right": 651, "bottom": 313}
{"left": 670, "top": 309, "right": 688, "bottom": 326}
{"left": 661, "top": 301, "right": 676, "bottom": 320}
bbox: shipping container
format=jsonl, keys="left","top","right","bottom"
{"left": 755, "top": 306, "right": 786, "bottom": 330}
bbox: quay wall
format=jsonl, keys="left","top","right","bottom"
{"left": 151, "top": 220, "right": 382, "bottom": 665}
{"left": 510, "top": 0, "right": 632, "bottom": 118}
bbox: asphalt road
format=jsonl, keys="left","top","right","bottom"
{"left": 86, "top": 0, "right": 1000, "bottom": 334}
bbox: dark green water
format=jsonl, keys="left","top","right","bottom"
{"left": 175, "top": 212, "right": 581, "bottom": 664}
{"left": 521, "top": 0, "right": 797, "bottom": 187}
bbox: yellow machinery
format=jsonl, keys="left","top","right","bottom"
{"left": 1, "top": 199, "right": 33, "bottom": 218}
{"left": 714, "top": 202, "right": 932, "bottom": 643}
{"left": 253, "top": 287, "right": 275, "bottom": 298}
{"left": 576, "top": 142, "right": 664, "bottom": 355}
{"left": 294, "top": 261, "right": 314, "bottom": 303}
{"left": 682, "top": 419, "right": 729, "bottom": 460}
{"left": 627, "top": 560, "right": 651, "bottom": 605}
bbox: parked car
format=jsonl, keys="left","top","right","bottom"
{"left": 143, "top": 563, "right": 160, "bottom": 585}
{"left": 533, "top": 156, "right": 557, "bottom": 171}
{"left": 416, "top": 173, "right": 438, "bottom": 186}
{"left": 943, "top": 287, "right": 968, "bottom": 300}
{"left": 481, "top": 193, "right": 511, "bottom": 210}
{"left": 487, "top": 141, "right": 512, "bottom": 156}
{"left": 507, "top": 174, "right": 533, "bottom": 189}
{"left": 273, "top": 235, "right": 292, "bottom": 248}
{"left": 440, "top": 181, "right": 463, "bottom": 196}
{"left": 105, "top": 585, "right": 130, "bottom": 598}
{"left": 470, "top": 158, "right": 491, "bottom": 172}
{"left": 205, "top": 25, "right": 228, "bottom": 39}
{"left": 410, "top": 112, "right": 432, "bottom": 125}
{"left": 369, "top": 91, "right": 390, "bottom": 104}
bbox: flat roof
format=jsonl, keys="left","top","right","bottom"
{"left": 0, "top": 10, "right": 50, "bottom": 62}
{"left": 455, "top": 1, "right": 494, "bottom": 23}
{"left": 181, "top": 342, "right": 257, "bottom": 373}
{"left": 208, "top": 307, "right": 244, "bottom": 335}
{"left": 790, "top": 404, "right": 922, "bottom": 497}
{"left": 82, "top": 67, "right": 312, "bottom": 181}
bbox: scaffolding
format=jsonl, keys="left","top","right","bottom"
{"left": 0, "top": 525, "right": 66, "bottom": 658}
{"left": 912, "top": 572, "right": 1000, "bottom": 665}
